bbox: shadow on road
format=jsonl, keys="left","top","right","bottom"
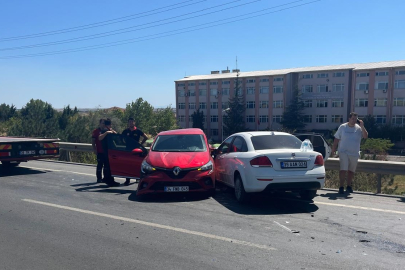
{"left": 128, "top": 192, "right": 210, "bottom": 203}
{"left": 319, "top": 192, "right": 353, "bottom": 201}
{"left": 0, "top": 166, "right": 46, "bottom": 177}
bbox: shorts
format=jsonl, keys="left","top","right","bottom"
{"left": 338, "top": 152, "right": 359, "bottom": 172}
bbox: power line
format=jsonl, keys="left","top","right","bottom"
{"left": 0, "top": 0, "right": 321, "bottom": 59}
{"left": 0, "top": 0, "right": 254, "bottom": 51}
{"left": 0, "top": 0, "right": 205, "bottom": 42}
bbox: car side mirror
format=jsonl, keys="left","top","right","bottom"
{"left": 132, "top": 148, "right": 143, "bottom": 155}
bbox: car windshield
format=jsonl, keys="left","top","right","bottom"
{"left": 152, "top": 134, "right": 207, "bottom": 152}
{"left": 251, "top": 135, "right": 302, "bottom": 150}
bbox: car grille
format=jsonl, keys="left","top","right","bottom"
{"left": 154, "top": 167, "right": 198, "bottom": 179}
{"left": 149, "top": 181, "right": 202, "bottom": 191}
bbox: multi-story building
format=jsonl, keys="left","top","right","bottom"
{"left": 175, "top": 60, "right": 405, "bottom": 140}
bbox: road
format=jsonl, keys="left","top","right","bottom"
{"left": 0, "top": 160, "right": 404, "bottom": 270}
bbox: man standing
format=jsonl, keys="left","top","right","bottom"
{"left": 91, "top": 119, "right": 105, "bottom": 183}
{"left": 121, "top": 117, "right": 148, "bottom": 186}
{"left": 331, "top": 112, "right": 368, "bottom": 194}
{"left": 98, "top": 118, "right": 120, "bottom": 187}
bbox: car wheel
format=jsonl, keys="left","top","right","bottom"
{"left": 234, "top": 175, "right": 249, "bottom": 203}
{"left": 207, "top": 188, "right": 216, "bottom": 198}
{"left": 299, "top": 190, "right": 317, "bottom": 200}
{"left": 1, "top": 161, "right": 20, "bottom": 167}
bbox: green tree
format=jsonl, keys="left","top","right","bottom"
{"left": 153, "top": 106, "right": 178, "bottom": 135}
{"left": 361, "top": 138, "right": 394, "bottom": 160}
{"left": 280, "top": 88, "right": 305, "bottom": 131}
{"left": 191, "top": 109, "right": 205, "bottom": 130}
{"left": 124, "top": 98, "right": 154, "bottom": 134}
{"left": 58, "top": 105, "right": 78, "bottom": 130}
{"left": 0, "top": 103, "right": 17, "bottom": 122}
{"left": 223, "top": 73, "right": 245, "bottom": 136}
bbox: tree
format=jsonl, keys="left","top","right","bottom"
{"left": 191, "top": 109, "right": 205, "bottom": 130}
{"left": 280, "top": 88, "right": 306, "bottom": 131}
{"left": 153, "top": 106, "right": 178, "bottom": 135}
{"left": 223, "top": 73, "right": 245, "bottom": 136}
{"left": 58, "top": 105, "right": 79, "bottom": 130}
{"left": 361, "top": 138, "right": 394, "bottom": 160}
{"left": 0, "top": 103, "right": 17, "bottom": 122}
{"left": 124, "top": 98, "right": 154, "bottom": 134}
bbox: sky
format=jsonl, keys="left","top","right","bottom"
{"left": 0, "top": 0, "right": 404, "bottom": 110}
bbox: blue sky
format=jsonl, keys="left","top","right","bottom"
{"left": 1, "top": 0, "right": 404, "bottom": 109}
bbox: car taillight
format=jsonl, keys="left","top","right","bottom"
{"left": 250, "top": 156, "right": 273, "bottom": 167}
{"left": 314, "top": 155, "right": 324, "bottom": 166}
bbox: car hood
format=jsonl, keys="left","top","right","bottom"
{"left": 146, "top": 151, "right": 209, "bottom": 169}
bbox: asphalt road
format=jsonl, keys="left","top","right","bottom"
{"left": 0, "top": 160, "right": 404, "bottom": 270}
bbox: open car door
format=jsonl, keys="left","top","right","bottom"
{"left": 106, "top": 134, "right": 147, "bottom": 179}
{"left": 294, "top": 133, "right": 331, "bottom": 160}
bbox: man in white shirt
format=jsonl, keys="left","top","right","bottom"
{"left": 331, "top": 112, "right": 368, "bottom": 194}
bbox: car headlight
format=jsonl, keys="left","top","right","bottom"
{"left": 141, "top": 160, "right": 155, "bottom": 174}
{"left": 199, "top": 160, "right": 213, "bottom": 174}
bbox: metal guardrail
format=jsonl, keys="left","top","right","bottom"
{"left": 59, "top": 142, "right": 405, "bottom": 193}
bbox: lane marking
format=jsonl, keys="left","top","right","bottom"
{"left": 22, "top": 199, "right": 276, "bottom": 251}
{"left": 21, "top": 166, "right": 94, "bottom": 177}
{"left": 314, "top": 201, "right": 405, "bottom": 215}
{"left": 273, "top": 221, "right": 300, "bottom": 236}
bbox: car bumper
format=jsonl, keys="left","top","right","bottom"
{"left": 137, "top": 169, "right": 215, "bottom": 196}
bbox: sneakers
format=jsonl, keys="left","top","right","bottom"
{"left": 346, "top": 186, "right": 353, "bottom": 193}
{"left": 338, "top": 187, "right": 344, "bottom": 194}
{"left": 97, "top": 178, "right": 103, "bottom": 183}
{"left": 107, "top": 181, "right": 120, "bottom": 187}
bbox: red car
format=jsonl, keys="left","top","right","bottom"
{"left": 137, "top": 128, "right": 215, "bottom": 197}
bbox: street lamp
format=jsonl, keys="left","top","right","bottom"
{"left": 221, "top": 108, "right": 230, "bottom": 142}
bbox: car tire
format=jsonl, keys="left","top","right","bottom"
{"left": 299, "top": 190, "right": 317, "bottom": 200}
{"left": 1, "top": 161, "right": 20, "bottom": 167}
{"left": 207, "top": 188, "right": 216, "bottom": 198}
{"left": 234, "top": 175, "right": 249, "bottom": 203}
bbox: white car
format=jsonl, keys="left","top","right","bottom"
{"left": 213, "top": 131, "right": 326, "bottom": 202}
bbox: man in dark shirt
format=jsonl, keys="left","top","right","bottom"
{"left": 121, "top": 117, "right": 148, "bottom": 185}
{"left": 91, "top": 119, "right": 105, "bottom": 183}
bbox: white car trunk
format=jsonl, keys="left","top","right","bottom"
{"left": 255, "top": 149, "right": 321, "bottom": 171}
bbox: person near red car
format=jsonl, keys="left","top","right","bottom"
{"left": 91, "top": 118, "right": 105, "bottom": 183}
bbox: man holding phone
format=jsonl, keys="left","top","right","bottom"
{"left": 331, "top": 112, "right": 368, "bottom": 194}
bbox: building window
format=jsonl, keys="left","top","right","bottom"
{"left": 332, "top": 99, "right": 344, "bottom": 107}
{"left": 188, "top": 82, "right": 195, "bottom": 86}
{"left": 211, "top": 129, "right": 219, "bottom": 136}
{"left": 355, "top": 99, "right": 368, "bottom": 107}
{"left": 222, "top": 88, "right": 229, "bottom": 95}
{"left": 210, "top": 115, "right": 218, "bottom": 122}
{"left": 302, "top": 85, "right": 313, "bottom": 93}
{"left": 246, "top": 87, "right": 255, "bottom": 95}
{"left": 189, "top": 103, "right": 195, "bottom": 109}
{"left": 316, "top": 115, "right": 327, "bottom": 123}
{"left": 260, "top": 78, "right": 269, "bottom": 82}
{"left": 303, "top": 115, "right": 312, "bottom": 123}
{"left": 333, "top": 72, "right": 345, "bottom": 77}
{"left": 331, "top": 115, "right": 343, "bottom": 123}
{"left": 246, "top": 79, "right": 255, "bottom": 83}
{"left": 357, "top": 72, "right": 370, "bottom": 77}
{"left": 188, "top": 90, "right": 195, "bottom": 96}
{"left": 246, "top": 101, "right": 255, "bottom": 109}
{"left": 199, "top": 89, "right": 206, "bottom": 96}
{"left": 317, "top": 73, "right": 328, "bottom": 78}
{"left": 199, "top": 102, "right": 206, "bottom": 109}
{"left": 273, "top": 100, "right": 283, "bottom": 108}
{"left": 317, "top": 85, "right": 329, "bottom": 92}
{"left": 178, "top": 103, "right": 185, "bottom": 109}
{"left": 396, "top": 70, "right": 405, "bottom": 75}
{"left": 246, "top": 115, "right": 255, "bottom": 123}
{"left": 210, "top": 89, "right": 218, "bottom": 96}
{"left": 259, "top": 115, "right": 269, "bottom": 123}
{"left": 395, "top": 80, "right": 405, "bottom": 89}
{"left": 316, "top": 100, "right": 328, "bottom": 107}
{"left": 376, "top": 71, "right": 388, "bottom": 76}
{"left": 273, "top": 115, "right": 282, "bottom": 123}
{"left": 392, "top": 115, "right": 405, "bottom": 125}
{"left": 375, "top": 81, "right": 388, "bottom": 90}
{"left": 374, "top": 98, "right": 387, "bottom": 107}
{"left": 260, "top": 87, "right": 269, "bottom": 94}
{"left": 375, "top": 115, "right": 386, "bottom": 124}
{"left": 394, "top": 98, "right": 405, "bottom": 106}
{"left": 210, "top": 82, "right": 218, "bottom": 86}
{"left": 236, "top": 89, "right": 243, "bottom": 96}
{"left": 273, "top": 86, "right": 283, "bottom": 93}
{"left": 303, "top": 100, "right": 312, "bottom": 107}
{"left": 222, "top": 80, "right": 230, "bottom": 85}
{"left": 332, "top": 84, "right": 344, "bottom": 92}
{"left": 211, "top": 102, "right": 218, "bottom": 109}
{"left": 178, "top": 90, "right": 185, "bottom": 97}
{"left": 234, "top": 79, "right": 243, "bottom": 85}
{"left": 302, "top": 74, "right": 313, "bottom": 79}
{"left": 274, "top": 77, "right": 283, "bottom": 82}
{"left": 356, "top": 83, "right": 369, "bottom": 90}
{"left": 259, "top": 101, "right": 269, "bottom": 108}
{"left": 199, "top": 82, "right": 206, "bottom": 86}
{"left": 222, "top": 102, "right": 229, "bottom": 109}
{"left": 178, "top": 115, "right": 185, "bottom": 122}
{"left": 177, "top": 83, "right": 185, "bottom": 87}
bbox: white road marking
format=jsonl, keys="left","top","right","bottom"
{"left": 315, "top": 201, "right": 405, "bottom": 215}
{"left": 22, "top": 199, "right": 276, "bottom": 251}
{"left": 21, "top": 166, "right": 94, "bottom": 177}
{"left": 273, "top": 221, "right": 300, "bottom": 236}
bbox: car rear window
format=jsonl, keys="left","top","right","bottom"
{"left": 152, "top": 134, "right": 207, "bottom": 152}
{"left": 251, "top": 135, "right": 302, "bottom": 150}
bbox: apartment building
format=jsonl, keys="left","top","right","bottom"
{"left": 175, "top": 60, "right": 405, "bottom": 140}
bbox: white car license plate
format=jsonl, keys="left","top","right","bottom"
{"left": 281, "top": 161, "right": 307, "bottom": 168}
{"left": 20, "top": 150, "right": 35, "bottom": 155}
{"left": 164, "top": 186, "right": 189, "bottom": 192}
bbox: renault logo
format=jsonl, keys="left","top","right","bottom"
{"left": 173, "top": 167, "right": 181, "bottom": 176}
{"left": 291, "top": 153, "right": 296, "bottom": 158}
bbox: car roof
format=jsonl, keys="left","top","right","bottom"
{"left": 233, "top": 131, "right": 292, "bottom": 137}
{"left": 158, "top": 128, "right": 205, "bottom": 136}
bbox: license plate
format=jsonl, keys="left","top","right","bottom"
{"left": 281, "top": 161, "right": 307, "bottom": 168}
{"left": 20, "top": 150, "right": 35, "bottom": 155}
{"left": 164, "top": 186, "right": 189, "bottom": 192}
